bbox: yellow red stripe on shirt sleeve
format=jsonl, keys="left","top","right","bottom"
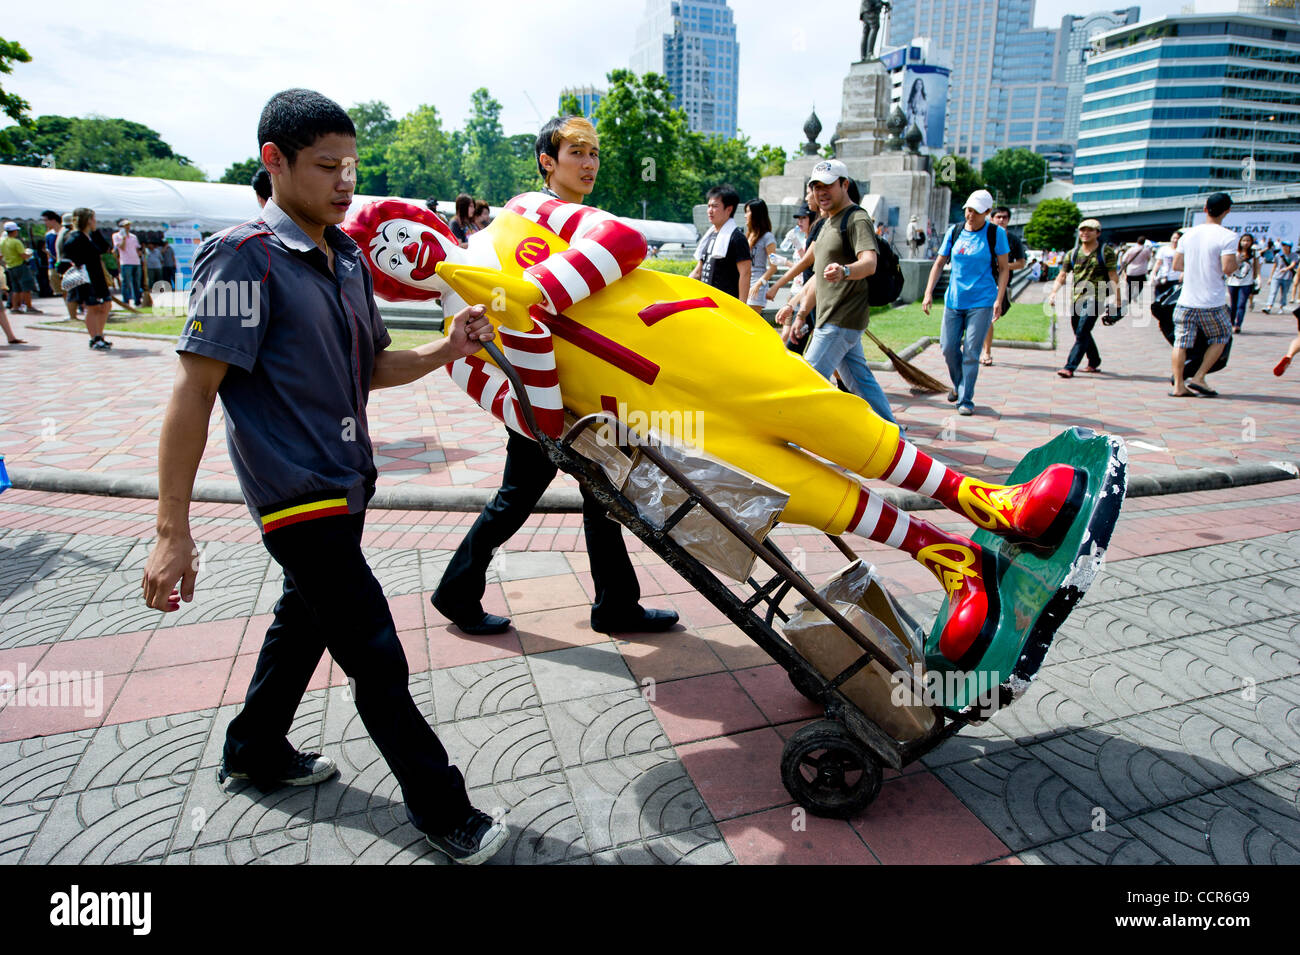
{"left": 260, "top": 498, "right": 349, "bottom": 533}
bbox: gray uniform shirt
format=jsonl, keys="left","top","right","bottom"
{"left": 176, "top": 199, "right": 392, "bottom": 526}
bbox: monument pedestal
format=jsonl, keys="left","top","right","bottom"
{"left": 755, "top": 58, "right": 951, "bottom": 248}
{"left": 835, "top": 61, "right": 892, "bottom": 170}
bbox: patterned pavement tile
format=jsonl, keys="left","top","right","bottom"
{"left": 66, "top": 712, "right": 213, "bottom": 792}
{"left": 0, "top": 730, "right": 93, "bottom": 806}
{"left": 933, "top": 748, "right": 1099, "bottom": 852}
{"left": 1017, "top": 823, "right": 1168, "bottom": 865}
{"left": 564, "top": 750, "right": 714, "bottom": 852}
{"left": 1025, "top": 726, "right": 1205, "bottom": 820}
{"left": 0, "top": 801, "right": 49, "bottom": 864}
{"left": 542, "top": 688, "right": 668, "bottom": 768}
{"left": 526, "top": 643, "right": 637, "bottom": 705}
{"left": 22, "top": 777, "right": 184, "bottom": 864}
{"left": 1120, "top": 774, "right": 1300, "bottom": 866}
{"left": 429, "top": 657, "right": 539, "bottom": 723}
{"left": 436, "top": 708, "right": 560, "bottom": 788}
{"left": 591, "top": 825, "right": 734, "bottom": 864}
{"left": 162, "top": 825, "right": 312, "bottom": 865}
{"left": 1110, "top": 702, "right": 1293, "bottom": 792}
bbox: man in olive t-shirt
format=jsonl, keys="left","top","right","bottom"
{"left": 795, "top": 159, "right": 897, "bottom": 425}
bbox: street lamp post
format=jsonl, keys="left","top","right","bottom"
{"left": 1016, "top": 170, "right": 1051, "bottom": 208}
{"left": 1249, "top": 114, "right": 1275, "bottom": 196}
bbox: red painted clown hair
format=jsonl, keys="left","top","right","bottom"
{"left": 343, "top": 199, "right": 458, "bottom": 303}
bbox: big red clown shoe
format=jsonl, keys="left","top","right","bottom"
{"left": 344, "top": 198, "right": 1127, "bottom": 709}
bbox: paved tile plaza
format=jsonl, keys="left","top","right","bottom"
{"left": 1, "top": 481, "right": 1298, "bottom": 864}
{"left": 1, "top": 298, "right": 1299, "bottom": 864}
{"left": 3, "top": 291, "right": 1300, "bottom": 488}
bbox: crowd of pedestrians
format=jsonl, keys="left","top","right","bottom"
{"left": 0, "top": 207, "right": 182, "bottom": 351}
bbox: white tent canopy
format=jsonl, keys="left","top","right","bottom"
{"left": 0, "top": 163, "right": 700, "bottom": 244}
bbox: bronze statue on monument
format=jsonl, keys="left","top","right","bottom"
{"left": 860, "top": 0, "right": 891, "bottom": 62}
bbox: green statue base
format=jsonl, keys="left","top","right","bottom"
{"left": 924, "top": 428, "right": 1128, "bottom": 712}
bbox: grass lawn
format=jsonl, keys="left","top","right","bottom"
{"left": 47, "top": 299, "right": 1051, "bottom": 362}
{"left": 861, "top": 301, "right": 1051, "bottom": 360}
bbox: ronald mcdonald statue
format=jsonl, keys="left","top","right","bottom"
{"left": 344, "top": 193, "right": 1097, "bottom": 674}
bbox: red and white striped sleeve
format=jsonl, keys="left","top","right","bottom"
{"left": 505, "top": 191, "right": 647, "bottom": 314}
{"left": 445, "top": 314, "right": 564, "bottom": 441}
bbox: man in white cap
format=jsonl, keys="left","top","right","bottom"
{"left": 795, "top": 158, "right": 898, "bottom": 425}
{"left": 920, "top": 189, "right": 1009, "bottom": 415}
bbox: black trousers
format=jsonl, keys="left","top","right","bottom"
{"left": 224, "top": 511, "right": 470, "bottom": 834}
{"left": 1065, "top": 307, "right": 1101, "bottom": 372}
{"left": 435, "top": 431, "right": 640, "bottom": 620}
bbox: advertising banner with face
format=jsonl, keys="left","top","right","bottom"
{"left": 901, "top": 65, "right": 949, "bottom": 153}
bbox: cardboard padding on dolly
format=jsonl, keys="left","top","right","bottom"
{"left": 784, "top": 563, "right": 933, "bottom": 742}
{"left": 623, "top": 442, "right": 788, "bottom": 582}
{"left": 563, "top": 413, "right": 634, "bottom": 489}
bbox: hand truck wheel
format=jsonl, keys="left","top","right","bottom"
{"left": 788, "top": 666, "right": 823, "bottom": 704}
{"left": 780, "top": 719, "right": 882, "bottom": 819}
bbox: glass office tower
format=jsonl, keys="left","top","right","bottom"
{"left": 630, "top": 0, "right": 739, "bottom": 138}
{"left": 1074, "top": 12, "right": 1300, "bottom": 204}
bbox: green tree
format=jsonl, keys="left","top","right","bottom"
{"left": 755, "top": 143, "right": 788, "bottom": 179}
{"left": 220, "top": 157, "right": 262, "bottom": 185}
{"left": 3, "top": 114, "right": 190, "bottom": 175}
{"left": 462, "top": 88, "right": 523, "bottom": 204}
{"left": 683, "top": 132, "right": 761, "bottom": 208}
{"left": 1023, "top": 198, "right": 1081, "bottom": 251}
{"left": 558, "top": 93, "right": 583, "bottom": 118}
{"left": 133, "top": 156, "right": 206, "bottom": 181}
{"left": 591, "top": 69, "right": 689, "bottom": 220}
{"left": 348, "top": 100, "right": 397, "bottom": 194}
{"left": 0, "top": 36, "right": 32, "bottom": 154}
{"left": 506, "top": 132, "right": 541, "bottom": 196}
{"left": 385, "top": 104, "right": 457, "bottom": 201}
{"left": 981, "top": 147, "right": 1049, "bottom": 205}
{"left": 934, "top": 154, "right": 984, "bottom": 205}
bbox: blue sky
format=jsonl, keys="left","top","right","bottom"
{"left": 6, "top": 0, "right": 1242, "bottom": 179}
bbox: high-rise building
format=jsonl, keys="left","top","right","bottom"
{"left": 1057, "top": 8, "right": 1142, "bottom": 144}
{"left": 885, "top": 0, "right": 1071, "bottom": 172}
{"left": 1073, "top": 10, "right": 1300, "bottom": 205}
{"left": 559, "top": 86, "right": 605, "bottom": 120}
{"left": 630, "top": 0, "right": 739, "bottom": 138}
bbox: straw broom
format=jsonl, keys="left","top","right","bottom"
{"left": 863, "top": 328, "right": 947, "bottom": 393}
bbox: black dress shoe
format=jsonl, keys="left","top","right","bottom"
{"left": 590, "top": 607, "right": 679, "bottom": 635}
{"left": 431, "top": 593, "right": 512, "bottom": 635}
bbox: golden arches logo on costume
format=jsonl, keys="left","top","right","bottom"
{"left": 956, "top": 481, "right": 1018, "bottom": 531}
{"left": 915, "top": 543, "right": 978, "bottom": 595}
{"left": 514, "top": 237, "right": 551, "bottom": 269}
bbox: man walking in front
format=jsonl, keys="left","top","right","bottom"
{"left": 796, "top": 158, "right": 898, "bottom": 425}
{"left": 1170, "top": 192, "right": 1238, "bottom": 398}
{"left": 141, "top": 89, "right": 507, "bottom": 864}
{"left": 921, "top": 189, "right": 1009, "bottom": 416}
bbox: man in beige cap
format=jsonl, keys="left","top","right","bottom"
{"left": 1049, "top": 218, "right": 1117, "bottom": 378}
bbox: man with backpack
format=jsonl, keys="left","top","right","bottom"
{"left": 796, "top": 158, "right": 899, "bottom": 425}
{"left": 1049, "top": 218, "right": 1118, "bottom": 379}
{"left": 921, "top": 189, "right": 1010, "bottom": 415}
